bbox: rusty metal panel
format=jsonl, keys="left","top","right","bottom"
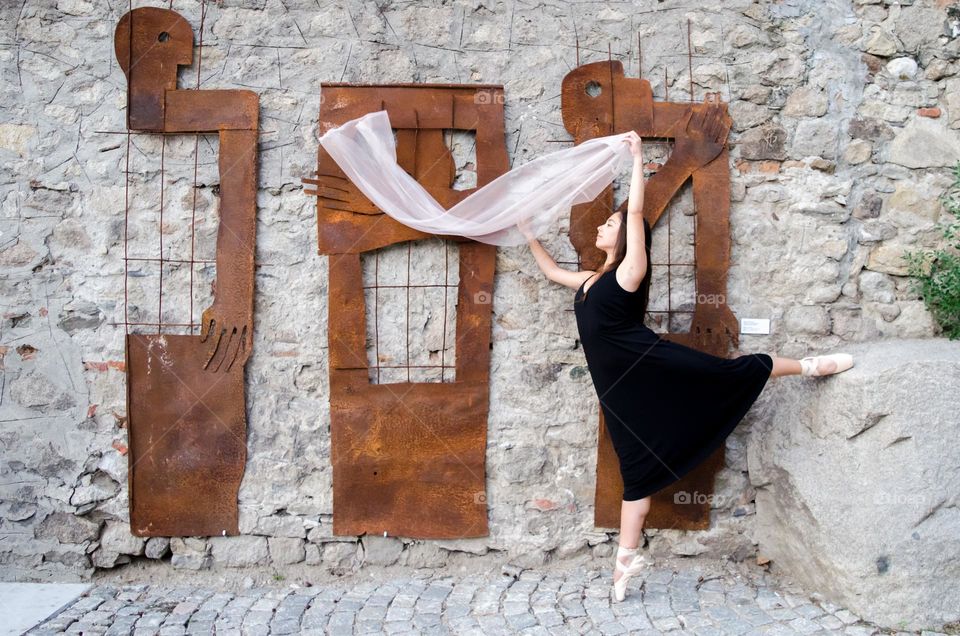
{"left": 125, "top": 334, "right": 246, "bottom": 536}
{"left": 304, "top": 84, "right": 506, "bottom": 538}
{"left": 562, "top": 60, "right": 738, "bottom": 531}
{"left": 114, "top": 7, "right": 258, "bottom": 536}
{"left": 165, "top": 90, "right": 259, "bottom": 132}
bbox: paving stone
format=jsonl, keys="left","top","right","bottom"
{"left": 788, "top": 616, "right": 824, "bottom": 634}
{"left": 652, "top": 615, "right": 683, "bottom": 631}
{"left": 691, "top": 625, "right": 728, "bottom": 636}
{"left": 766, "top": 606, "right": 802, "bottom": 621}
{"left": 183, "top": 622, "right": 214, "bottom": 636}
{"left": 385, "top": 603, "right": 415, "bottom": 621}
{"left": 835, "top": 609, "right": 862, "bottom": 624}
{"left": 475, "top": 613, "right": 511, "bottom": 635}
{"left": 817, "top": 613, "right": 846, "bottom": 630}
{"left": 518, "top": 627, "right": 552, "bottom": 636}
{"left": 505, "top": 611, "right": 539, "bottom": 629}
{"left": 597, "top": 620, "right": 629, "bottom": 635}
{"left": 793, "top": 604, "right": 826, "bottom": 620}
{"left": 677, "top": 611, "right": 716, "bottom": 630}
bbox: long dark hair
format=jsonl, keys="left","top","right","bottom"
{"left": 590, "top": 210, "right": 653, "bottom": 321}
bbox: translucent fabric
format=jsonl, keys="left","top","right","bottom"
{"left": 318, "top": 109, "right": 635, "bottom": 247}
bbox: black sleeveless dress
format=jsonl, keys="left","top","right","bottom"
{"left": 573, "top": 268, "right": 773, "bottom": 501}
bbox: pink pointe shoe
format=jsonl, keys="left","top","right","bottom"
{"left": 799, "top": 353, "right": 854, "bottom": 377}
{"left": 611, "top": 545, "right": 651, "bottom": 603}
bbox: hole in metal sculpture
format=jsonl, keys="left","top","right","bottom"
{"left": 444, "top": 129, "right": 477, "bottom": 191}
{"left": 362, "top": 237, "right": 459, "bottom": 384}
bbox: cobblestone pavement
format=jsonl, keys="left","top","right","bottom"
{"left": 28, "top": 557, "right": 945, "bottom": 636}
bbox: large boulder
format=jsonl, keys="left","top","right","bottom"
{"left": 748, "top": 339, "right": 960, "bottom": 631}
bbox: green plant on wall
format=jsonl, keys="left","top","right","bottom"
{"left": 904, "top": 161, "right": 960, "bottom": 340}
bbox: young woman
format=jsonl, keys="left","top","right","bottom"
{"left": 519, "top": 131, "right": 853, "bottom": 602}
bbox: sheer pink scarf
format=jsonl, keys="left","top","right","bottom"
{"left": 318, "top": 109, "right": 634, "bottom": 246}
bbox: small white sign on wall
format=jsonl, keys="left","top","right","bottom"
{"left": 740, "top": 318, "right": 770, "bottom": 335}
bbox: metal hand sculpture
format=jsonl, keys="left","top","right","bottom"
{"left": 649, "top": 95, "right": 741, "bottom": 356}
{"left": 673, "top": 100, "right": 732, "bottom": 173}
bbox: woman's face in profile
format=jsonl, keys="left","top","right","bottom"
{"left": 596, "top": 213, "right": 621, "bottom": 250}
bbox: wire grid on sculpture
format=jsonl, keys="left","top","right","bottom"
{"left": 121, "top": 132, "right": 218, "bottom": 335}
{"left": 362, "top": 237, "right": 460, "bottom": 384}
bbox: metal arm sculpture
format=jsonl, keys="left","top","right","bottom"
{"left": 561, "top": 60, "right": 737, "bottom": 531}
{"left": 115, "top": 7, "right": 258, "bottom": 536}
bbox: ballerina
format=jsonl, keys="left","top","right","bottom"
{"left": 519, "top": 130, "right": 853, "bottom": 603}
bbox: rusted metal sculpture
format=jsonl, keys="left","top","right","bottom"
{"left": 303, "top": 85, "right": 507, "bottom": 538}
{"left": 115, "top": 7, "right": 258, "bottom": 536}
{"left": 561, "top": 60, "right": 737, "bottom": 531}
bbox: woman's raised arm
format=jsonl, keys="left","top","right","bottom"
{"left": 519, "top": 218, "right": 596, "bottom": 290}
{"left": 617, "top": 134, "right": 648, "bottom": 293}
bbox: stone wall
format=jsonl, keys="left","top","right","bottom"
{"left": 1, "top": 0, "right": 956, "bottom": 581}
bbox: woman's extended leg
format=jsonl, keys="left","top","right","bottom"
{"left": 614, "top": 496, "right": 651, "bottom": 583}
{"left": 770, "top": 356, "right": 802, "bottom": 378}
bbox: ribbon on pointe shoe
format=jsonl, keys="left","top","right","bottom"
{"left": 612, "top": 545, "right": 649, "bottom": 603}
